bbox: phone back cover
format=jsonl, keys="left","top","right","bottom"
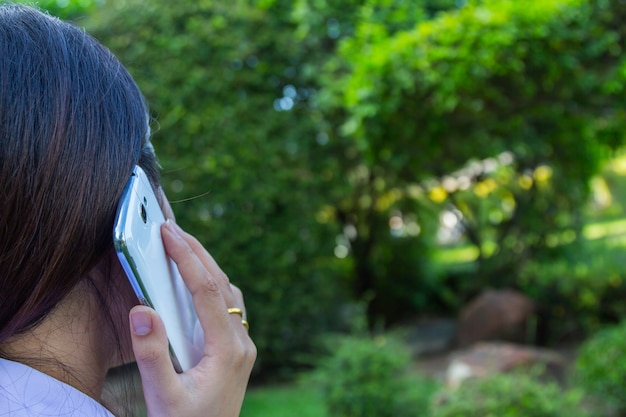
{"left": 113, "top": 167, "right": 203, "bottom": 371}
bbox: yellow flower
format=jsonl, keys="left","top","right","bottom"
{"left": 428, "top": 186, "right": 448, "bottom": 203}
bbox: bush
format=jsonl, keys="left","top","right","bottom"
{"left": 311, "top": 334, "right": 438, "bottom": 417}
{"left": 574, "top": 320, "right": 626, "bottom": 415}
{"left": 517, "top": 238, "right": 626, "bottom": 344}
{"left": 431, "top": 372, "right": 588, "bottom": 417}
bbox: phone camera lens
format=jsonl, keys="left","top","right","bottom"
{"left": 140, "top": 204, "right": 147, "bottom": 224}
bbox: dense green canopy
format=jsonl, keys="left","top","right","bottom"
{"left": 31, "top": 0, "right": 626, "bottom": 375}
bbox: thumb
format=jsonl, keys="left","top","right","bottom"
{"left": 129, "top": 306, "right": 179, "bottom": 403}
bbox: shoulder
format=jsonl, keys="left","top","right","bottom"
{"left": 0, "top": 358, "right": 114, "bottom": 417}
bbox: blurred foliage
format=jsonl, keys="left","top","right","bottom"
{"left": 16, "top": 0, "right": 98, "bottom": 20}
{"left": 291, "top": 0, "right": 468, "bottom": 321}
{"left": 310, "top": 334, "right": 437, "bottom": 417}
{"left": 43, "top": 0, "right": 626, "bottom": 376}
{"left": 320, "top": 0, "right": 626, "bottom": 311}
{"left": 574, "top": 320, "right": 626, "bottom": 416}
{"left": 85, "top": 0, "right": 353, "bottom": 377}
{"left": 82, "top": 0, "right": 472, "bottom": 375}
{"left": 518, "top": 237, "right": 626, "bottom": 343}
{"left": 431, "top": 371, "right": 589, "bottom": 417}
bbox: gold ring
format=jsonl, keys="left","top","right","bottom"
{"left": 227, "top": 307, "right": 243, "bottom": 317}
{"left": 241, "top": 320, "right": 249, "bottom": 330}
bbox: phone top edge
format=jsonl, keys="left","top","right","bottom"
{"left": 112, "top": 170, "right": 137, "bottom": 244}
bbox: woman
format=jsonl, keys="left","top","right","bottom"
{"left": 0, "top": 4, "right": 256, "bottom": 416}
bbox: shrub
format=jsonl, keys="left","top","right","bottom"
{"left": 516, "top": 237, "right": 626, "bottom": 345}
{"left": 312, "top": 335, "right": 438, "bottom": 417}
{"left": 431, "top": 372, "right": 588, "bottom": 417}
{"left": 574, "top": 320, "right": 626, "bottom": 415}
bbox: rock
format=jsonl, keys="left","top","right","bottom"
{"left": 445, "top": 341, "right": 566, "bottom": 388}
{"left": 404, "top": 318, "right": 457, "bottom": 357}
{"left": 456, "top": 289, "right": 534, "bottom": 347}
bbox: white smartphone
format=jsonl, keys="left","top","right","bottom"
{"left": 113, "top": 165, "right": 203, "bottom": 372}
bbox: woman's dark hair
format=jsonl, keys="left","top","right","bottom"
{"left": 0, "top": 4, "right": 159, "bottom": 343}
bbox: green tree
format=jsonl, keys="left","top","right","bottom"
{"left": 15, "top": 0, "right": 98, "bottom": 21}
{"left": 86, "top": 0, "right": 351, "bottom": 377}
{"left": 85, "top": 0, "right": 467, "bottom": 373}
{"left": 289, "top": 0, "right": 467, "bottom": 321}
{"left": 317, "top": 0, "right": 626, "bottom": 317}
{"left": 81, "top": 0, "right": 626, "bottom": 375}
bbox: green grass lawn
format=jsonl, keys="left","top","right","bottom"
{"left": 240, "top": 384, "right": 327, "bottom": 417}
{"left": 240, "top": 370, "right": 440, "bottom": 417}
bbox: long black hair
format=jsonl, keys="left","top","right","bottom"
{"left": 0, "top": 2, "right": 158, "bottom": 356}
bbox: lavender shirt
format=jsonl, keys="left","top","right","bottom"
{"left": 0, "top": 358, "right": 114, "bottom": 416}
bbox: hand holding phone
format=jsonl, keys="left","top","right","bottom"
{"left": 128, "top": 220, "right": 256, "bottom": 417}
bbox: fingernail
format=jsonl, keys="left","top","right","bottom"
{"left": 130, "top": 309, "right": 153, "bottom": 336}
{"left": 165, "top": 219, "right": 182, "bottom": 239}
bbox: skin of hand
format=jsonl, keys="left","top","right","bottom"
{"left": 128, "top": 220, "right": 256, "bottom": 417}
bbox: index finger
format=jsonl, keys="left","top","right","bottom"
{"left": 161, "top": 220, "right": 232, "bottom": 353}
{"left": 170, "top": 221, "right": 233, "bottom": 292}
